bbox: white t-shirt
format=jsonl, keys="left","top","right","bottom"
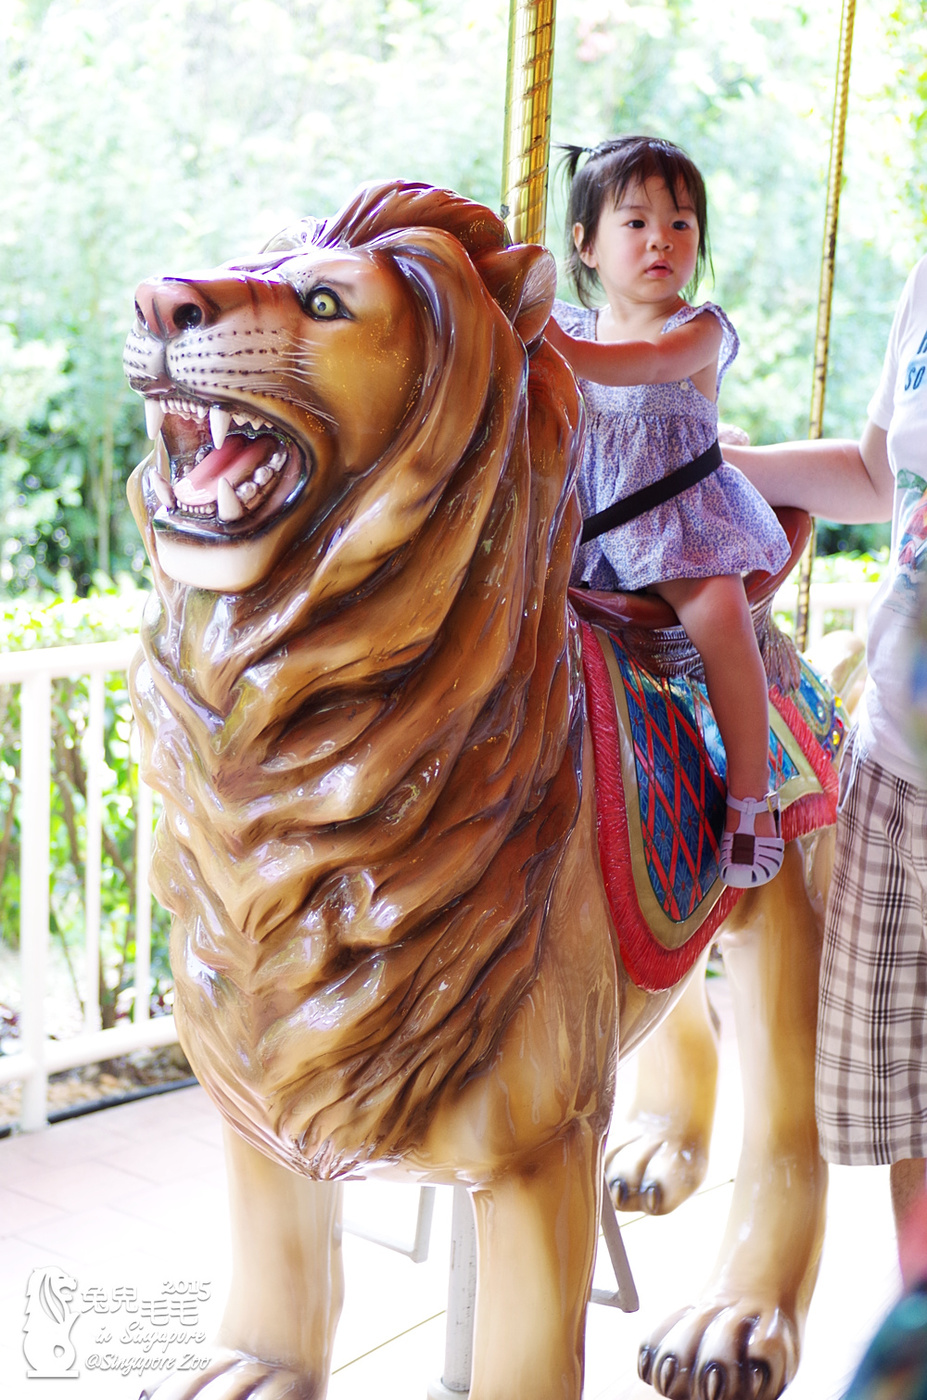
{"left": 857, "top": 255, "right": 927, "bottom": 785}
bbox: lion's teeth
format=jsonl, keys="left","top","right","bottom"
{"left": 231, "top": 412, "right": 270, "bottom": 433}
{"left": 145, "top": 398, "right": 165, "bottom": 440}
{"left": 164, "top": 396, "right": 206, "bottom": 421}
{"left": 209, "top": 405, "right": 231, "bottom": 449}
{"left": 154, "top": 432, "right": 171, "bottom": 479}
{"left": 268, "top": 451, "right": 285, "bottom": 472}
{"left": 236, "top": 480, "right": 258, "bottom": 503}
{"left": 151, "top": 469, "right": 175, "bottom": 509}
{"left": 217, "top": 477, "right": 245, "bottom": 521}
{"left": 253, "top": 465, "right": 272, "bottom": 486}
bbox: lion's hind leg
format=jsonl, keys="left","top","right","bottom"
{"left": 143, "top": 1125, "right": 343, "bottom": 1400}
{"left": 607, "top": 946, "right": 719, "bottom": 1216}
{"left": 638, "top": 836, "right": 828, "bottom": 1400}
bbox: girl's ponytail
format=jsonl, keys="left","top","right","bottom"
{"left": 556, "top": 143, "right": 590, "bottom": 190}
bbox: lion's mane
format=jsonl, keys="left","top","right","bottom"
{"left": 130, "top": 182, "right": 586, "bottom": 1176}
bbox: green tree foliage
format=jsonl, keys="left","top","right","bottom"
{"left": 0, "top": 0, "right": 923, "bottom": 591}
{"left": 0, "top": 0, "right": 509, "bottom": 594}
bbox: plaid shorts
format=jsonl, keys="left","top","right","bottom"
{"left": 815, "top": 726, "right": 927, "bottom": 1165}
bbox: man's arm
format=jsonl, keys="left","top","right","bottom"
{"left": 724, "top": 420, "right": 893, "bottom": 524}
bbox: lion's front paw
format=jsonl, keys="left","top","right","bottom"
{"left": 140, "top": 1354, "right": 322, "bottom": 1400}
{"left": 605, "top": 1126, "right": 709, "bottom": 1215}
{"left": 637, "top": 1299, "right": 800, "bottom": 1400}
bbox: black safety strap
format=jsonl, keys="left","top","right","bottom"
{"left": 580, "top": 439, "right": 723, "bottom": 544}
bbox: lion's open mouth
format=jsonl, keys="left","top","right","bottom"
{"left": 144, "top": 394, "right": 307, "bottom": 540}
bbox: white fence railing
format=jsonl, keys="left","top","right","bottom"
{"left": 775, "top": 577, "right": 880, "bottom": 646}
{"left": 0, "top": 637, "right": 176, "bottom": 1132}
{"left": 0, "top": 576, "right": 880, "bottom": 1132}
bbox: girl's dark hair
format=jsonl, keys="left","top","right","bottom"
{"left": 560, "top": 135, "right": 711, "bottom": 308}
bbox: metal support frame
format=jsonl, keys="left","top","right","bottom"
{"left": 426, "top": 1185, "right": 478, "bottom": 1400}
{"left": 591, "top": 1182, "right": 640, "bottom": 1311}
{"left": 342, "top": 1184, "right": 437, "bottom": 1264}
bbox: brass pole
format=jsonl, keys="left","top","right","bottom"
{"left": 501, "top": 0, "right": 557, "bottom": 245}
{"left": 795, "top": 0, "right": 856, "bottom": 649}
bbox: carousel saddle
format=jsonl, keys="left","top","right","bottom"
{"left": 570, "top": 510, "right": 844, "bottom": 991}
{"left": 565, "top": 506, "right": 812, "bottom": 652}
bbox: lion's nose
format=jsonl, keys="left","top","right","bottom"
{"left": 135, "top": 280, "right": 212, "bottom": 338}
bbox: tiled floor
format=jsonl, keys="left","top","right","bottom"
{"left": 0, "top": 976, "right": 901, "bottom": 1400}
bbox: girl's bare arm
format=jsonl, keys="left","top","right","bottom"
{"left": 546, "top": 313, "right": 722, "bottom": 386}
{"left": 723, "top": 422, "right": 893, "bottom": 524}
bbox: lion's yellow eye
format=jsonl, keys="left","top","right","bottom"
{"left": 307, "top": 289, "right": 341, "bottom": 319}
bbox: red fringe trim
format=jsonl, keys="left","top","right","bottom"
{"left": 580, "top": 622, "right": 838, "bottom": 992}
{"left": 769, "top": 684, "right": 840, "bottom": 840}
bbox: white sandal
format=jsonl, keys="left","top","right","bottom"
{"left": 719, "top": 791, "right": 784, "bottom": 889}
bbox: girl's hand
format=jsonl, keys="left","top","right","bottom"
{"left": 718, "top": 422, "right": 750, "bottom": 447}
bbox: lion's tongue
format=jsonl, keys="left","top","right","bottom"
{"left": 174, "top": 437, "right": 271, "bottom": 507}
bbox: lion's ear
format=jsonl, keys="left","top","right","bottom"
{"left": 475, "top": 245, "right": 557, "bottom": 348}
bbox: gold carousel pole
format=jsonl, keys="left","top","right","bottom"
{"left": 795, "top": 0, "right": 856, "bottom": 649}
{"left": 501, "top": 0, "right": 557, "bottom": 246}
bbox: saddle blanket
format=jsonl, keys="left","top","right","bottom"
{"left": 580, "top": 620, "right": 845, "bottom": 991}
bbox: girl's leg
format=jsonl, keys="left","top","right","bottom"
{"left": 651, "top": 574, "right": 775, "bottom": 838}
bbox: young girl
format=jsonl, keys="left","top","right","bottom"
{"left": 546, "top": 135, "right": 791, "bottom": 888}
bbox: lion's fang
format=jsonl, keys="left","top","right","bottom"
{"left": 154, "top": 433, "right": 171, "bottom": 480}
{"left": 145, "top": 398, "right": 165, "bottom": 440}
{"left": 210, "top": 405, "right": 232, "bottom": 449}
{"left": 217, "top": 477, "right": 245, "bottom": 522}
{"left": 151, "top": 469, "right": 175, "bottom": 509}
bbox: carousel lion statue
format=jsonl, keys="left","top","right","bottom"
{"left": 124, "top": 180, "right": 838, "bottom": 1400}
